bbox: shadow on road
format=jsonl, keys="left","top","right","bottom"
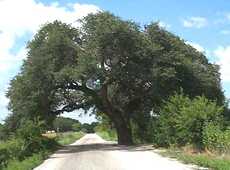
{"left": 50, "top": 143, "right": 154, "bottom": 158}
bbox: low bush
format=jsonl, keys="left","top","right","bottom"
{"left": 153, "top": 93, "right": 223, "bottom": 147}
{"left": 3, "top": 151, "right": 50, "bottom": 170}
{"left": 0, "top": 138, "right": 23, "bottom": 168}
{"left": 16, "top": 119, "right": 58, "bottom": 157}
{"left": 94, "top": 120, "right": 117, "bottom": 141}
{"left": 161, "top": 148, "right": 230, "bottom": 170}
{"left": 96, "top": 130, "right": 117, "bottom": 141}
{"left": 203, "top": 122, "right": 230, "bottom": 154}
{"left": 0, "top": 119, "right": 58, "bottom": 169}
{"left": 0, "top": 138, "right": 57, "bottom": 169}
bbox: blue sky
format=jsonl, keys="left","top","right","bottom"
{"left": 1, "top": 0, "right": 230, "bottom": 123}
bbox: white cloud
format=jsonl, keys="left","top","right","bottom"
{"left": 0, "top": 94, "right": 9, "bottom": 108}
{"left": 213, "top": 12, "right": 230, "bottom": 25}
{"left": 182, "top": 17, "right": 208, "bottom": 28}
{"left": 225, "top": 13, "right": 230, "bottom": 21}
{"left": 158, "top": 21, "right": 171, "bottom": 29}
{"left": 214, "top": 46, "right": 230, "bottom": 82}
{"left": 0, "top": 0, "right": 100, "bottom": 73}
{"left": 0, "top": 0, "right": 100, "bottom": 123}
{"left": 186, "top": 42, "right": 205, "bottom": 52}
{"left": 63, "top": 109, "right": 97, "bottom": 123}
{"left": 220, "top": 30, "right": 230, "bottom": 35}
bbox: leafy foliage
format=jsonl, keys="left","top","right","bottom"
{"left": 72, "top": 122, "right": 81, "bottom": 132}
{"left": 2, "top": 131, "right": 83, "bottom": 170}
{"left": 3, "top": 151, "right": 49, "bottom": 170}
{"left": 96, "top": 130, "right": 117, "bottom": 141}
{"left": 6, "top": 21, "right": 80, "bottom": 131}
{"left": 94, "top": 114, "right": 117, "bottom": 141}
{"left": 0, "top": 138, "right": 23, "bottom": 168}
{"left": 0, "top": 119, "right": 57, "bottom": 169}
{"left": 16, "top": 119, "right": 57, "bottom": 157}
{"left": 81, "top": 122, "right": 98, "bottom": 133}
{"left": 203, "top": 122, "right": 230, "bottom": 154}
{"left": 0, "top": 123, "right": 5, "bottom": 140}
{"left": 154, "top": 93, "right": 223, "bottom": 147}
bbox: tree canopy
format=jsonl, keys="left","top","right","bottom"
{"left": 7, "top": 12, "right": 225, "bottom": 145}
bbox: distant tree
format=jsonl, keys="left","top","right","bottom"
{"left": 81, "top": 122, "right": 98, "bottom": 133}
{"left": 3, "top": 113, "right": 23, "bottom": 136}
{"left": 7, "top": 12, "right": 224, "bottom": 145}
{"left": 72, "top": 122, "right": 81, "bottom": 132}
{"left": 53, "top": 117, "right": 80, "bottom": 132}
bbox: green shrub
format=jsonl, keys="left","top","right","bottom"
{"left": 96, "top": 130, "right": 117, "bottom": 141}
{"left": 94, "top": 120, "right": 117, "bottom": 141}
{"left": 162, "top": 148, "right": 230, "bottom": 170}
{"left": 0, "top": 138, "right": 23, "bottom": 168}
{"left": 17, "top": 119, "right": 57, "bottom": 154}
{"left": 3, "top": 151, "right": 50, "bottom": 170}
{"left": 72, "top": 123, "right": 81, "bottom": 132}
{"left": 154, "top": 93, "right": 223, "bottom": 147}
{"left": 203, "top": 122, "right": 230, "bottom": 154}
{"left": 0, "top": 119, "right": 58, "bottom": 169}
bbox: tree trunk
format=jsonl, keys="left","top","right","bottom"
{"left": 113, "top": 116, "right": 133, "bottom": 145}
{"left": 100, "top": 85, "right": 133, "bottom": 145}
{"left": 116, "top": 123, "right": 133, "bottom": 145}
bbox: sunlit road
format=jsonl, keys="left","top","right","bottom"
{"left": 34, "top": 134, "right": 201, "bottom": 170}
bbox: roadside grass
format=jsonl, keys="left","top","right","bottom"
{"left": 159, "top": 148, "right": 230, "bottom": 170}
{"left": 2, "top": 131, "right": 84, "bottom": 170}
{"left": 96, "top": 130, "right": 117, "bottom": 141}
{"left": 3, "top": 151, "right": 51, "bottom": 170}
{"left": 57, "top": 131, "right": 84, "bottom": 145}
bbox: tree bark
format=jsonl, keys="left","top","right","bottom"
{"left": 116, "top": 122, "right": 133, "bottom": 145}
{"left": 112, "top": 115, "right": 133, "bottom": 145}
{"left": 100, "top": 85, "right": 133, "bottom": 145}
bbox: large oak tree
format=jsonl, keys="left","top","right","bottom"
{"left": 7, "top": 12, "right": 224, "bottom": 145}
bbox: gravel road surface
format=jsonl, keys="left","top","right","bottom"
{"left": 34, "top": 134, "right": 202, "bottom": 170}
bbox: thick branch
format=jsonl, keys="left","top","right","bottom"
{"left": 56, "top": 81, "right": 99, "bottom": 98}
{"left": 100, "top": 83, "right": 124, "bottom": 118}
{"left": 52, "top": 101, "right": 92, "bottom": 115}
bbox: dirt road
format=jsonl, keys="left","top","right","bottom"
{"left": 34, "top": 134, "right": 201, "bottom": 170}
